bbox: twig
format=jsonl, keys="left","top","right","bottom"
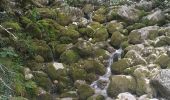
{"left": 0, "top": 25, "right": 17, "bottom": 40}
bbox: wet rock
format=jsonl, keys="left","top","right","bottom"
{"left": 107, "top": 75, "right": 136, "bottom": 97}
{"left": 77, "top": 84, "right": 94, "bottom": 100}
{"left": 128, "top": 26, "right": 159, "bottom": 44}
{"left": 150, "top": 69, "right": 170, "bottom": 99}
{"left": 142, "top": 10, "right": 165, "bottom": 25}
{"left": 155, "top": 53, "right": 170, "bottom": 69}
{"left": 117, "top": 5, "right": 144, "bottom": 22}
{"left": 111, "top": 58, "right": 132, "bottom": 74}
{"left": 110, "top": 31, "right": 125, "bottom": 47}
{"left": 116, "top": 92, "right": 136, "bottom": 100}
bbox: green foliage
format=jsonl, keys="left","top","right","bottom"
{"left": 0, "top": 47, "right": 18, "bottom": 58}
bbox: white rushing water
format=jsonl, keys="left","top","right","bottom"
{"left": 90, "top": 48, "right": 123, "bottom": 97}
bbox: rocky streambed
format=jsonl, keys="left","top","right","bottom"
{"left": 0, "top": 0, "right": 170, "bottom": 100}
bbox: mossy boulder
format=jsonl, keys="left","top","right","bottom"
{"left": 56, "top": 12, "right": 72, "bottom": 26}
{"left": 36, "top": 92, "right": 53, "bottom": 100}
{"left": 35, "top": 8, "right": 56, "bottom": 19}
{"left": 60, "top": 91, "right": 77, "bottom": 98}
{"left": 142, "top": 10, "right": 165, "bottom": 25}
{"left": 29, "top": 40, "right": 53, "bottom": 61}
{"left": 126, "top": 23, "right": 146, "bottom": 31}
{"left": 92, "top": 14, "right": 106, "bottom": 23}
{"left": 77, "top": 84, "right": 94, "bottom": 100}
{"left": 75, "top": 39, "right": 94, "bottom": 57}
{"left": 110, "top": 31, "right": 125, "bottom": 47}
{"left": 111, "top": 58, "right": 132, "bottom": 74}
{"left": 78, "top": 27, "right": 94, "bottom": 38}
{"left": 155, "top": 36, "right": 170, "bottom": 47}
{"left": 155, "top": 54, "right": 170, "bottom": 69}
{"left": 60, "top": 50, "right": 80, "bottom": 64}
{"left": 107, "top": 75, "right": 136, "bottom": 97}
{"left": 106, "top": 7, "right": 119, "bottom": 21}
{"left": 88, "top": 22, "right": 103, "bottom": 30}
{"left": 26, "top": 60, "right": 44, "bottom": 71}
{"left": 106, "top": 21, "right": 124, "bottom": 34}
{"left": 34, "top": 55, "right": 44, "bottom": 63}
{"left": 81, "top": 59, "right": 106, "bottom": 75}
{"left": 87, "top": 95, "right": 105, "bottom": 100}
{"left": 125, "top": 50, "right": 147, "bottom": 66}
{"left": 93, "top": 27, "right": 109, "bottom": 42}
{"left": 9, "top": 97, "right": 28, "bottom": 100}
{"left": 59, "top": 28, "right": 80, "bottom": 43}
{"left": 33, "top": 71, "right": 53, "bottom": 91}
{"left": 70, "top": 66, "right": 87, "bottom": 81}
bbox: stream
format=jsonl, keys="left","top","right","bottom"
{"left": 90, "top": 48, "right": 123, "bottom": 97}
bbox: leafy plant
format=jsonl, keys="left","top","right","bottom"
{"left": 0, "top": 47, "right": 18, "bottom": 58}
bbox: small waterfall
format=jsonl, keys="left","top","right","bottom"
{"left": 90, "top": 48, "right": 122, "bottom": 97}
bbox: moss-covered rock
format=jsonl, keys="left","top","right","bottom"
{"left": 93, "top": 27, "right": 109, "bottom": 42}
{"left": 92, "top": 14, "right": 106, "bottom": 23}
{"left": 111, "top": 58, "right": 132, "bottom": 74}
{"left": 59, "top": 28, "right": 80, "bottom": 43}
{"left": 87, "top": 95, "right": 105, "bottom": 100}
{"left": 127, "top": 23, "right": 146, "bottom": 31}
{"left": 106, "top": 21, "right": 124, "bottom": 34}
{"left": 34, "top": 55, "right": 44, "bottom": 63}
{"left": 110, "top": 31, "right": 125, "bottom": 47}
{"left": 36, "top": 92, "right": 53, "bottom": 100}
{"left": 77, "top": 84, "right": 94, "bottom": 100}
{"left": 1, "top": 21, "right": 22, "bottom": 32}
{"left": 60, "top": 50, "right": 80, "bottom": 64}
{"left": 56, "top": 12, "right": 72, "bottom": 26}
{"left": 107, "top": 75, "right": 136, "bottom": 97}
{"left": 155, "top": 36, "right": 170, "bottom": 47}
{"left": 81, "top": 59, "right": 106, "bottom": 75}
{"left": 155, "top": 54, "right": 170, "bottom": 69}
{"left": 35, "top": 8, "right": 56, "bottom": 19}
{"left": 33, "top": 71, "right": 53, "bottom": 91}
{"left": 124, "top": 50, "right": 147, "bottom": 66}
{"left": 9, "top": 97, "right": 28, "bottom": 100}
{"left": 60, "top": 91, "right": 77, "bottom": 98}
{"left": 70, "top": 66, "right": 87, "bottom": 81}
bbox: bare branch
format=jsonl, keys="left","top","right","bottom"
{"left": 0, "top": 77, "right": 13, "bottom": 91}
{"left": 0, "top": 25, "right": 17, "bottom": 40}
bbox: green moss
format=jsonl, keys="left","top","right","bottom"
{"left": 92, "top": 14, "right": 106, "bottom": 23}
{"left": 35, "top": 8, "right": 57, "bottom": 19}
{"left": 155, "top": 36, "right": 170, "bottom": 47}
{"left": 56, "top": 12, "right": 72, "bottom": 26}
{"left": 77, "top": 84, "right": 94, "bottom": 100}
{"left": 34, "top": 55, "right": 44, "bottom": 63}
{"left": 79, "top": 27, "right": 94, "bottom": 38}
{"left": 88, "top": 22, "right": 103, "bottom": 30}
{"left": 70, "top": 67, "right": 87, "bottom": 81}
{"left": 93, "top": 27, "right": 109, "bottom": 42}
{"left": 60, "top": 50, "right": 80, "bottom": 64}
{"left": 110, "top": 31, "right": 125, "bottom": 48}
{"left": 25, "top": 81, "right": 38, "bottom": 97}
{"left": 82, "top": 59, "right": 106, "bottom": 75}
{"left": 2, "top": 21, "right": 21, "bottom": 32}
{"left": 106, "top": 21, "right": 124, "bottom": 34}
{"left": 111, "top": 58, "right": 132, "bottom": 74}
{"left": 155, "top": 54, "right": 170, "bottom": 69}
{"left": 127, "top": 23, "right": 146, "bottom": 31}
{"left": 20, "top": 17, "right": 32, "bottom": 27}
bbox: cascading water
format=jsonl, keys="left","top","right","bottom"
{"left": 90, "top": 48, "right": 122, "bottom": 97}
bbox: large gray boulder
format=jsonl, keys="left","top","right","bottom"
{"left": 150, "top": 69, "right": 170, "bottom": 99}
{"left": 117, "top": 5, "right": 143, "bottom": 22}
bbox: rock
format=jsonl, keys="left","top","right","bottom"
{"left": 116, "top": 92, "right": 136, "bottom": 100}
{"left": 75, "top": 39, "right": 94, "bottom": 57}
{"left": 110, "top": 31, "right": 125, "bottom": 47}
{"left": 24, "top": 68, "right": 33, "bottom": 80}
{"left": 125, "top": 50, "right": 147, "bottom": 66}
{"left": 155, "top": 53, "right": 170, "bottom": 69}
{"left": 32, "top": 0, "right": 49, "bottom": 7}
{"left": 56, "top": 12, "right": 72, "bottom": 26}
{"left": 60, "top": 91, "right": 77, "bottom": 98}
{"left": 70, "top": 66, "right": 87, "bottom": 81}
{"left": 33, "top": 71, "right": 53, "bottom": 91}
{"left": 37, "top": 92, "right": 53, "bottom": 100}
{"left": 59, "top": 28, "right": 80, "bottom": 44}
{"left": 60, "top": 50, "right": 80, "bottom": 64}
{"left": 150, "top": 69, "right": 170, "bottom": 99}
{"left": 87, "top": 95, "right": 105, "bottom": 100}
{"left": 81, "top": 59, "right": 106, "bottom": 75}
{"left": 136, "top": 0, "right": 154, "bottom": 11}
{"left": 111, "top": 58, "right": 132, "bottom": 74}
{"left": 92, "top": 14, "right": 106, "bottom": 23}
{"left": 9, "top": 97, "right": 28, "bottom": 100}
{"left": 106, "top": 21, "right": 124, "bottom": 34}
{"left": 93, "top": 27, "right": 109, "bottom": 42}
{"left": 155, "top": 36, "right": 170, "bottom": 47}
{"left": 126, "top": 23, "right": 146, "bottom": 31}
{"left": 107, "top": 75, "right": 136, "bottom": 97}
{"left": 117, "top": 5, "right": 144, "bottom": 22}
{"left": 143, "top": 10, "right": 165, "bottom": 25}
{"left": 77, "top": 84, "right": 94, "bottom": 100}
{"left": 128, "top": 26, "right": 159, "bottom": 44}
{"left": 34, "top": 55, "right": 44, "bottom": 63}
